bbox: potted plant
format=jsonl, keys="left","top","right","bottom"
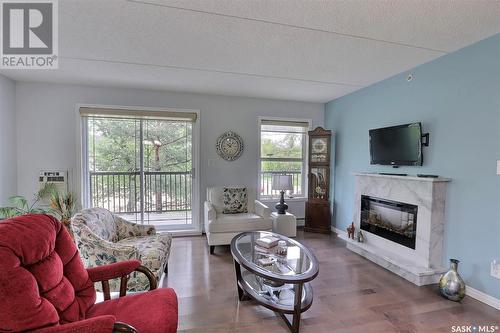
{"left": 1, "top": 185, "right": 78, "bottom": 236}
{"left": 48, "top": 190, "right": 78, "bottom": 235}
{"left": 0, "top": 183, "right": 56, "bottom": 219}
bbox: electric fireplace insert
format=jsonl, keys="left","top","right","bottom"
{"left": 360, "top": 195, "right": 417, "bottom": 249}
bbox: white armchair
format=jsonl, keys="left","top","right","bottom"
{"left": 204, "top": 186, "right": 272, "bottom": 254}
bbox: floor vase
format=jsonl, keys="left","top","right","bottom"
{"left": 439, "top": 259, "right": 466, "bottom": 302}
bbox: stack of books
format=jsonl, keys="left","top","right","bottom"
{"left": 255, "top": 236, "right": 279, "bottom": 248}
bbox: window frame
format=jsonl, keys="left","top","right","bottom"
{"left": 76, "top": 104, "right": 201, "bottom": 236}
{"left": 257, "top": 117, "right": 312, "bottom": 200}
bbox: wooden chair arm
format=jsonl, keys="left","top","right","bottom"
{"left": 102, "top": 265, "right": 157, "bottom": 301}
{"left": 134, "top": 265, "right": 158, "bottom": 290}
{"left": 113, "top": 322, "right": 138, "bottom": 333}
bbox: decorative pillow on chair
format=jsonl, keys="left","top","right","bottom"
{"left": 223, "top": 187, "right": 248, "bottom": 214}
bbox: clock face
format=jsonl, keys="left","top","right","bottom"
{"left": 312, "top": 138, "right": 328, "bottom": 154}
{"left": 221, "top": 138, "right": 240, "bottom": 155}
{"left": 216, "top": 131, "right": 244, "bottom": 161}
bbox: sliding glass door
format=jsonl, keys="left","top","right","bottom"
{"left": 142, "top": 119, "right": 192, "bottom": 228}
{"left": 82, "top": 108, "right": 197, "bottom": 231}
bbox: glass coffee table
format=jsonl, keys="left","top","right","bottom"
{"left": 230, "top": 231, "right": 319, "bottom": 333}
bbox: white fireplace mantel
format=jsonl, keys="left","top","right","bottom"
{"left": 339, "top": 172, "right": 451, "bottom": 286}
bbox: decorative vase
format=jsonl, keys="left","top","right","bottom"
{"left": 439, "top": 259, "right": 466, "bottom": 302}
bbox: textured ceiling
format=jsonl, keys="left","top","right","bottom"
{"left": 2, "top": 0, "right": 499, "bottom": 102}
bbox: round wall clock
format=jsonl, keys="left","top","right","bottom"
{"left": 216, "top": 131, "right": 244, "bottom": 161}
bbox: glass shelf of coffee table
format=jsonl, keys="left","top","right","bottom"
{"left": 230, "top": 231, "right": 319, "bottom": 333}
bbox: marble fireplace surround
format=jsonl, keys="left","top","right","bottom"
{"left": 339, "top": 173, "right": 451, "bottom": 286}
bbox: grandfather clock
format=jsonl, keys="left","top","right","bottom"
{"left": 305, "top": 127, "right": 332, "bottom": 233}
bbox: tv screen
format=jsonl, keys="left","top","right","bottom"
{"left": 369, "top": 123, "right": 423, "bottom": 166}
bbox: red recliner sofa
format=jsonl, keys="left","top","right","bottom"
{"left": 0, "top": 214, "right": 178, "bottom": 333}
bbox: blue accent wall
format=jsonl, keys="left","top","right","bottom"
{"left": 325, "top": 34, "right": 500, "bottom": 299}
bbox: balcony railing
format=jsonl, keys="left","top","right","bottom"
{"left": 260, "top": 171, "right": 303, "bottom": 198}
{"left": 90, "top": 170, "right": 301, "bottom": 214}
{"left": 90, "top": 171, "right": 191, "bottom": 214}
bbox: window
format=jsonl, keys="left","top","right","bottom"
{"left": 80, "top": 107, "right": 198, "bottom": 231}
{"left": 259, "top": 119, "right": 310, "bottom": 199}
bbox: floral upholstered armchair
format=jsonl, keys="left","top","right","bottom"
{"left": 71, "top": 207, "right": 172, "bottom": 292}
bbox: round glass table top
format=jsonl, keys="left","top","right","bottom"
{"left": 231, "top": 231, "right": 319, "bottom": 283}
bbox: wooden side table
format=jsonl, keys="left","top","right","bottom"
{"left": 271, "top": 212, "right": 297, "bottom": 237}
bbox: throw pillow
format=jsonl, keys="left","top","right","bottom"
{"left": 223, "top": 187, "right": 248, "bottom": 214}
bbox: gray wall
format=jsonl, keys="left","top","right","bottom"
{"left": 15, "top": 82, "right": 324, "bottom": 224}
{"left": 0, "top": 75, "right": 17, "bottom": 205}
{"left": 325, "top": 34, "right": 500, "bottom": 299}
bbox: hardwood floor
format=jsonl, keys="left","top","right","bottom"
{"left": 162, "top": 230, "right": 500, "bottom": 333}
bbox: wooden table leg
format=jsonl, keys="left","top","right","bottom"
{"left": 291, "top": 283, "right": 303, "bottom": 333}
{"left": 277, "top": 283, "right": 304, "bottom": 333}
{"left": 233, "top": 260, "right": 248, "bottom": 301}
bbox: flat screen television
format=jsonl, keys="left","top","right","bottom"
{"left": 369, "top": 122, "right": 423, "bottom": 166}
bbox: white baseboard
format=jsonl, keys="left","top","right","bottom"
{"left": 331, "top": 226, "right": 345, "bottom": 235}
{"left": 332, "top": 226, "right": 500, "bottom": 310}
{"left": 465, "top": 285, "right": 500, "bottom": 310}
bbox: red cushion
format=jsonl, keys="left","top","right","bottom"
{"left": 32, "top": 315, "right": 116, "bottom": 333}
{"left": 0, "top": 215, "right": 96, "bottom": 332}
{"left": 87, "top": 288, "right": 178, "bottom": 333}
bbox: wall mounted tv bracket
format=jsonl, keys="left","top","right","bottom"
{"left": 421, "top": 133, "right": 430, "bottom": 147}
